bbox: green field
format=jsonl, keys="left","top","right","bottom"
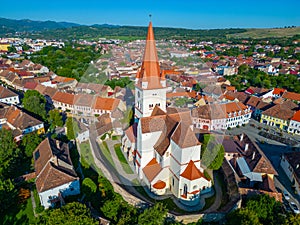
{"left": 228, "top": 27, "right": 300, "bottom": 39}
{"left": 80, "top": 141, "right": 104, "bottom": 176}
{"left": 114, "top": 143, "right": 133, "bottom": 174}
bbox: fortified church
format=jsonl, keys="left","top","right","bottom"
{"left": 123, "top": 22, "right": 211, "bottom": 205}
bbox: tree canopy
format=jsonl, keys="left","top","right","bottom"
{"left": 66, "top": 117, "right": 79, "bottom": 140}
{"left": 138, "top": 203, "right": 168, "bottom": 225}
{"left": 36, "top": 202, "right": 98, "bottom": 225}
{"left": 48, "top": 109, "right": 63, "bottom": 130}
{"left": 22, "top": 90, "right": 47, "bottom": 120}
{"left": 226, "top": 194, "right": 287, "bottom": 225}
{"left": 20, "top": 132, "right": 43, "bottom": 158}
{"left": 201, "top": 135, "right": 225, "bottom": 170}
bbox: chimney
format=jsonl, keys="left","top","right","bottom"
{"left": 252, "top": 151, "right": 256, "bottom": 160}
{"left": 245, "top": 143, "right": 249, "bottom": 151}
{"left": 56, "top": 140, "right": 60, "bottom": 149}
{"left": 52, "top": 155, "right": 58, "bottom": 166}
{"left": 240, "top": 134, "right": 244, "bottom": 142}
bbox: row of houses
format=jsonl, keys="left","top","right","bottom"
{"left": 0, "top": 103, "right": 44, "bottom": 141}
{"left": 191, "top": 102, "right": 252, "bottom": 131}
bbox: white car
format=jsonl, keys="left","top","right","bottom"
{"left": 283, "top": 190, "right": 290, "bottom": 200}
{"left": 289, "top": 202, "right": 300, "bottom": 214}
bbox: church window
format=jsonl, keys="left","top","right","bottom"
{"left": 149, "top": 104, "right": 153, "bottom": 109}
{"left": 156, "top": 103, "right": 160, "bottom": 106}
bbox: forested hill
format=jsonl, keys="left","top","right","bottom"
{"left": 0, "top": 17, "right": 81, "bottom": 33}
{"left": 0, "top": 17, "right": 247, "bottom": 40}
{"left": 24, "top": 26, "right": 247, "bottom": 40}
{"left": 1, "top": 17, "right": 299, "bottom": 40}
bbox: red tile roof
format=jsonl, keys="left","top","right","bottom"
{"left": 24, "top": 82, "right": 38, "bottom": 90}
{"left": 142, "top": 158, "right": 162, "bottom": 182}
{"left": 93, "top": 97, "right": 119, "bottom": 111}
{"left": 282, "top": 91, "right": 300, "bottom": 102}
{"left": 291, "top": 110, "right": 300, "bottom": 122}
{"left": 52, "top": 92, "right": 75, "bottom": 105}
{"left": 180, "top": 160, "right": 204, "bottom": 181}
{"left": 152, "top": 180, "right": 166, "bottom": 189}
{"left": 273, "top": 88, "right": 286, "bottom": 95}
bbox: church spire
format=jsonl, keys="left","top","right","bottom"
{"left": 136, "top": 21, "right": 162, "bottom": 89}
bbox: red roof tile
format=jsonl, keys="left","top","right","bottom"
{"left": 142, "top": 158, "right": 162, "bottom": 182}
{"left": 180, "top": 160, "right": 204, "bottom": 181}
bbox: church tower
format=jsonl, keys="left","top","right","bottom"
{"left": 135, "top": 22, "right": 167, "bottom": 119}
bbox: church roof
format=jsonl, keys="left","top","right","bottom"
{"left": 142, "top": 158, "right": 162, "bottom": 182}
{"left": 136, "top": 22, "right": 163, "bottom": 89}
{"left": 171, "top": 123, "right": 200, "bottom": 148}
{"left": 180, "top": 160, "right": 204, "bottom": 181}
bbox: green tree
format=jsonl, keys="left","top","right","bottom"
{"left": 0, "top": 178, "right": 17, "bottom": 214}
{"left": 201, "top": 143, "right": 225, "bottom": 170}
{"left": 36, "top": 202, "right": 97, "bottom": 225}
{"left": 66, "top": 117, "right": 79, "bottom": 140}
{"left": 100, "top": 194, "right": 124, "bottom": 222}
{"left": 22, "top": 90, "right": 47, "bottom": 120}
{"left": 0, "top": 129, "right": 20, "bottom": 178}
{"left": 226, "top": 208, "right": 261, "bottom": 225}
{"left": 246, "top": 194, "right": 283, "bottom": 224}
{"left": 285, "top": 214, "right": 300, "bottom": 225}
{"left": 48, "top": 109, "right": 63, "bottom": 130}
{"left": 82, "top": 178, "right": 97, "bottom": 201}
{"left": 20, "top": 132, "right": 42, "bottom": 158}
{"left": 138, "top": 203, "right": 168, "bottom": 225}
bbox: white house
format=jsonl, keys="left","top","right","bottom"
{"left": 280, "top": 152, "right": 300, "bottom": 197}
{"left": 191, "top": 102, "right": 252, "bottom": 131}
{"left": 33, "top": 138, "right": 80, "bottom": 209}
{"left": 0, "top": 85, "right": 20, "bottom": 105}
{"left": 288, "top": 110, "right": 300, "bottom": 135}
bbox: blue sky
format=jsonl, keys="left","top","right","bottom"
{"left": 2, "top": 0, "right": 300, "bottom": 29}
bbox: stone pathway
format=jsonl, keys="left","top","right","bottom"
{"left": 30, "top": 190, "right": 37, "bottom": 217}
{"left": 203, "top": 171, "right": 222, "bottom": 213}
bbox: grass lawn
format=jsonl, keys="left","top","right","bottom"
{"left": 1, "top": 196, "right": 36, "bottom": 225}
{"left": 79, "top": 141, "right": 104, "bottom": 177}
{"left": 112, "top": 135, "right": 120, "bottom": 141}
{"left": 98, "top": 141, "right": 115, "bottom": 169}
{"left": 114, "top": 144, "right": 133, "bottom": 174}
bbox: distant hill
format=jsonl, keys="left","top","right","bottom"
{"left": 0, "top": 17, "right": 81, "bottom": 34}
{"left": 0, "top": 17, "right": 299, "bottom": 40}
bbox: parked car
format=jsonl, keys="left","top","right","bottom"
{"left": 283, "top": 190, "right": 290, "bottom": 200}
{"left": 289, "top": 202, "right": 300, "bottom": 214}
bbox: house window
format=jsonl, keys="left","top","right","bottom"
{"left": 172, "top": 178, "right": 174, "bottom": 186}
{"left": 34, "top": 150, "right": 40, "bottom": 160}
{"left": 193, "top": 185, "right": 198, "bottom": 190}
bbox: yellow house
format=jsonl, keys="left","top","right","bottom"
{"left": 0, "top": 43, "right": 10, "bottom": 52}
{"left": 260, "top": 101, "right": 297, "bottom": 131}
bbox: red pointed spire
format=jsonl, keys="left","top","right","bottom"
{"left": 137, "top": 22, "right": 162, "bottom": 89}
